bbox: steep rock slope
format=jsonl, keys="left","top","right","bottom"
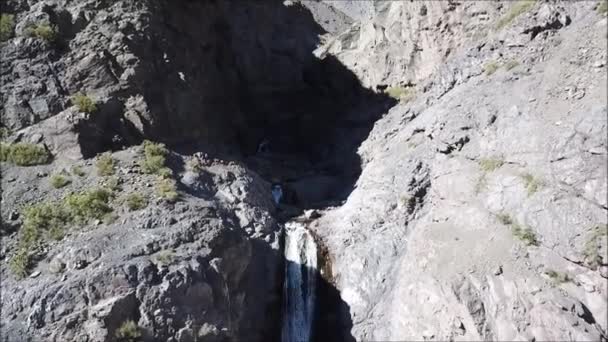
{"left": 313, "top": 1, "right": 608, "bottom": 340}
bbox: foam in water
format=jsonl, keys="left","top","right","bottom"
{"left": 281, "top": 222, "right": 318, "bottom": 342}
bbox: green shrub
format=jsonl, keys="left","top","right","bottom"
{"left": 0, "top": 143, "right": 52, "bottom": 166}
{"left": 9, "top": 248, "right": 31, "bottom": 279}
{"left": 71, "top": 165, "right": 86, "bottom": 177}
{"left": 141, "top": 140, "right": 170, "bottom": 175}
{"left": 385, "top": 86, "right": 415, "bottom": 102}
{"left": 72, "top": 94, "right": 97, "bottom": 114}
{"left": 484, "top": 61, "right": 500, "bottom": 75}
{"left": 26, "top": 23, "right": 57, "bottom": 42}
{"left": 96, "top": 152, "right": 116, "bottom": 176}
{"left": 115, "top": 320, "right": 142, "bottom": 342}
{"left": 512, "top": 223, "right": 539, "bottom": 246}
{"left": 156, "top": 178, "right": 179, "bottom": 202}
{"left": 50, "top": 174, "right": 71, "bottom": 188}
{"left": 504, "top": 60, "right": 520, "bottom": 71}
{"left": 186, "top": 157, "right": 203, "bottom": 172}
{"left": 21, "top": 202, "right": 72, "bottom": 247}
{"left": 520, "top": 172, "right": 543, "bottom": 196}
{"left": 105, "top": 176, "right": 122, "bottom": 192}
{"left": 65, "top": 188, "right": 113, "bottom": 223}
{"left": 0, "top": 127, "right": 10, "bottom": 140}
{"left": 496, "top": 213, "right": 513, "bottom": 225}
{"left": 496, "top": 1, "right": 536, "bottom": 30}
{"left": 598, "top": 1, "right": 608, "bottom": 14}
{"left": 545, "top": 269, "right": 571, "bottom": 284}
{"left": 0, "top": 14, "right": 15, "bottom": 42}
{"left": 155, "top": 249, "right": 175, "bottom": 266}
{"left": 479, "top": 158, "right": 504, "bottom": 172}
{"left": 582, "top": 225, "right": 607, "bottom": 269}
{"left": 125, "top": 193, "right": 147, "bottom": 211}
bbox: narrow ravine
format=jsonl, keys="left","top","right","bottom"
{"left": 281, "top": 222, "right": 318, "bottom": 342}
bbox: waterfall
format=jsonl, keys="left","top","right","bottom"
{"left": 281, "top": 222, "right": 318, "bottom": 342}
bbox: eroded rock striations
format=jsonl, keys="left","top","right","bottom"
{"left": 1, "top": 0, "right": 607, "bottom": 341}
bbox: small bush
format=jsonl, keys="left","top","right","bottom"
{"left": 156, "top": 178, "right": 179, "bottom": 202}
{"left": 21, "top": 202, "right": 72, "bottom": 247}
{"left": 484, "top": 61, "right": 500, "bottom": 75}
{"left": 0, "top": 127, "right": 10, "bottom": 140}
{"left": 105, "top": 176, "right": 122, "bottom": 192}
{"left": 126, "top": 193, "right": 147, "bottom": 211}
{"left": 65, "top": 188, "right": 113, "bottom": 223}
{"left": 96, "top": 152, "right": 116, "bottom": 176}
{"left": 385, "top": 86, "right": 415, "bottom": 102}
{"left": 50, "top": 174, "right": 71, "bottom": 188}
{"left": 155, "top": 249, "right": 175, "bottom": 266}
{"left": 0, "top": 14, "right": 15, "bottom": 42}
{"left": 582, "top": 225, "right": 607, "bottom": 269}
{"left": 598, "top": 1, "right": 608, "bottom": 14}
{"left": 545, "top": 269, "right": 571, "bottom": 284}
{"left": 0, "top": 143, "right": 52, "bottom": 166}
{"left": 115, "top": 320, "right": 142, "bottom": 342}
{"left": 496, "top": 213, "right": 513, "bottom": 225}
{"left": 186, "top": 157, "right": 203, "bottom": 173}
{"left": 141, "top": 140, "right": 169, "bottom": 175}
{"left": 504, "top": 60, "right": 520, "bottom": 71}
{"left": 71, "top": 165, "right": 86, "bottom": 177}
{"left": 72, "top": 94, "right": 97, "bottom": 114}
{"left": 512, "top": 223, "right": 539, "bottom": 246}
{"left": 9, "top": 249, "right": 31, "bottom": 279}
{"left": 479, "top": 158, "right": 504, "bottom": 172}
{"left": 26, "top": 23, "right": 57, "bottom": 42}
{"left": 496, "top": 1, "right": 536, "bottom": 30}
{"left": 520, "top": 172, "right": 543, "bottom": 196}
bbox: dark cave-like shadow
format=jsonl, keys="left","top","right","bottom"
{"left": 130, "top": 0, "right": 396, "bottom": 208}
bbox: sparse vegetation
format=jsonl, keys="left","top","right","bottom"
{"left": 504, "top": 60, "right": 520, "bottom": 71}
{"left": 479, "top": 158, "right": 504, "bottom": 172}
{"left": 512, "top": 223, "right": 539, "bottom": 246}
{"left": 96, "top": 152, "right": 116, "bottom": 176}
{"left": 0, "top": 14, "right": 15, "bottom": 42}
{"left": 385, "top": 86, "right": 416, "bottom": 102}
{"left": 474, "top": 174, "right": 488, "bottom": 194}
{"left": 186, "top": 157, "right": 203, "bottom": 173}
{"left": 156, "top": 177, "right": 179, "bottom": 202}
{"left": 72, "top": 94, "right": 97, "bottom": 114}
{"left": 0, "top": 127, "right": 10, "bottom": 140}
{"left": 9, "top": 249, "right": 31, "bottom": 279}
{"left": 26, "top": 23, "right": 57, "bottom": 42}
{"left": 71, "top": 165, "right": 86, "bottom": 177}
{"left": 125, "top": 193, "right": 147, "bottom": 211}
{"left": 155, "top": 249, "right": 175, "bottom": 266}
{"left": 496, "top": 213, "right": 514, "bottom": 225}
{"left": 598, "top": 1, "right": 608, "bottom": 14}
{"left": 105, "top": 176, "right": 122, "bottom": 192}
{"left": 115, "top": 320, "right": 142, "bottom": 342}
{"left": 496, "top": 1, "right": 537, "bottom": 30}
{"left": 50, "top": 174, "right": 71, "bottom": 188}
{"left": 484, "top": 61, "right": 500, "bottom": 75}
{"left": 65, "top": 188, "right": 113, "bottom": 223}
{"left": 0, "top": 142, "right": 52, "bottom": 166}
{"left": 520, "top": 172, "right": 543, "bottom": 196}
{"left": 545, "top": 269, "right": 571, "bottom": 284}
{"left": 582, "top": 224, "right": 607, "bottom": 269}
{"left": 141, "top": 140, "right": 171, "bottom": 176}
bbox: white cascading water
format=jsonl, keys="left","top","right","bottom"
{"left": 281, "top": 222, "right": 318, "bottom": 342}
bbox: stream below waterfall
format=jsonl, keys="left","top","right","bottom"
{"left": 281, "top": 222, "right": 318, "bottom": 342}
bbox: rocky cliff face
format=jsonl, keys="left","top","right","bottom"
{"left": 1, "top": 0, "right": 607, "bottom": 341}
{"left": 312, "top": 1, "right": 608, "bottom": 341}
